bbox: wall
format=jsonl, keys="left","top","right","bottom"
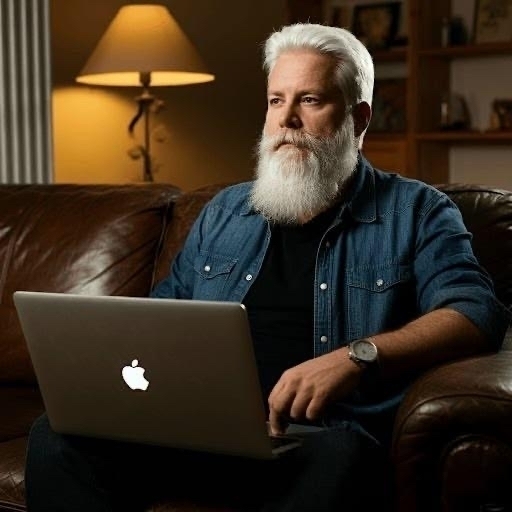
{"left": 52, "top": 0, "right": 512, "bottom": 190}
{"left": 51, "top": 0, "right": 286, "bottom": 190}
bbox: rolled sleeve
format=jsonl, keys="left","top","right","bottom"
{"left": 415, "top": 194, "right": 511, "bottom": 348}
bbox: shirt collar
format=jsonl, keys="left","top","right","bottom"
{"left": 344, "top": 153, "right": 377, "bottom": 223}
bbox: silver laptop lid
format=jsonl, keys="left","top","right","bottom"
{"left": 13, "top": 291, "right": 284, "bottom": 459}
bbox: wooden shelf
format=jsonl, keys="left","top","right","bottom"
{"left": 416, "top": 131, "right": 512, "bottom": 143}
{"left": 419, "top": 42, "right": 512, "bottom": 59}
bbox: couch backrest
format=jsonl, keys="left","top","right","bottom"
{"left": 437, "top": 184, "right": 512, "bottom": 310}
{"left": 0, "top": 184, "right": 179, "bottom": 383}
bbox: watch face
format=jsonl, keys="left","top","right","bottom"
{"left": 353, "top": 339, "right": 378, "bottom": 363}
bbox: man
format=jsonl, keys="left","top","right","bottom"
{"left": 26, "top": 23, "right": 509, "bottom": 512}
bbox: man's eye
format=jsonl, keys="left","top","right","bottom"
{"left": 302, "top": 96, "right": 319, "bottom": 104}
{"left": 268, "top": 97, "right": 281, "bottom": 105}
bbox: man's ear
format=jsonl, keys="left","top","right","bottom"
{"left": 352, "top": 101, "right": 372, "bottom": 137}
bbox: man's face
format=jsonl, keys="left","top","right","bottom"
{"left": 250, "top": 49, "right": 359, "bottom": 225}
{"left": 264, "top": 50, "right": 346, "bottom": 140}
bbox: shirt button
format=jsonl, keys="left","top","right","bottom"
{"left": 325, "top": 241, "right": 331, "bottom": 248}
{"left": 320, "top": 283, "right": 328, "bottom": 290}
{"left": 245, "top": 274, "right": 253, "bottom": 281}
{"left": 376, "top": 279, "right": 384, "bottom": 287}
{"left": 204, "top": 265, "right": 211, "bottom": 272}
{"left": 320, "top": 335, "right": 328, "bottom": 343}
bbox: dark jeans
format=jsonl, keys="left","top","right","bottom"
{"left": 25, "top": 414, "right": 393, "bottom": 512}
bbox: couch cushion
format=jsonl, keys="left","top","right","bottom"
{"left": 0, "top": 431, "right": 237, "bottom": 512}
{"left": 0, "top": 184, "right": 179, "bottom": 384}
{"left": 0, "top": 437, "right": 28, "bottom": 511}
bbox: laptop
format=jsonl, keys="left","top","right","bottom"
{"left": 13, "top": 291, "right": 320, "bottom": 459}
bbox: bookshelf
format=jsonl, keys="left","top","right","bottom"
{"left": 287, "top": 0, "right": 512, "bottom": 184}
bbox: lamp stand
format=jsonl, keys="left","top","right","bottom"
{"left": 128, "top": 72, "right": 155, "bottom": 182}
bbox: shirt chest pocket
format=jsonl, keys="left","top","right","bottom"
{"left": 193, "top": 252, "right": 238, "bottom": 300}
{"left": 346, "top": 263, "right": 416, "bottom": 338}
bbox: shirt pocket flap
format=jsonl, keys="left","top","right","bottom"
{"left": 194, "top": 252, "right": 238, "bottom": 279}
{"left": 348, "top": 264, "right": 412, "bottom": 293}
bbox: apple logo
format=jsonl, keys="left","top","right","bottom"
{"left": 121, "top": 359, "right": 149, "bottom": 391}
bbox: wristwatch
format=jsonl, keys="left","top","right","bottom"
{"left": 347, "top": 338, "right": 379, "bottom": 369}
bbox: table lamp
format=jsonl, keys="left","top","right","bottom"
{"left": 76, "top": 4, "right": 215, "bottom": 182}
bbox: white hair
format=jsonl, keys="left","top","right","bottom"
{"left": 263, "top": 23, "right": 374, "bottom": 110}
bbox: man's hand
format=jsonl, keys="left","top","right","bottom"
{"left": 267, "top": 347, "right": 363, "bottom": 435}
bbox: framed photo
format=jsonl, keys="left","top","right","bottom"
{"left": 489, "top": 99, "right": 512, "bottom": 130}
{"left": 369, "top": 79, "right": 407, "bottom": 133}
{"left": 351, "top": 2, "right": 401, "bottom": 51}
{"left": 474, "top": 0, "right": 512, "bottom": 44}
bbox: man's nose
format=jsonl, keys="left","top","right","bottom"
{"left": 279, "top": 103, "right": 302, "bottom": 129}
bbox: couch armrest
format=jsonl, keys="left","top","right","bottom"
{"left": 391, "top": 350, "right": 512, "bottom": 512}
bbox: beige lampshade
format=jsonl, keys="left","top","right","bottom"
{"left": 76, "top": 4, "right": 214, "bottom": 86}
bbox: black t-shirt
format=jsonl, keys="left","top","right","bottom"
{"left": 243, "top": 205, "right": 339, "bottom": 407}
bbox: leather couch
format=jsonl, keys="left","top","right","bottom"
{"left": 0, "top": 182, "right": 510, "bottom": 512}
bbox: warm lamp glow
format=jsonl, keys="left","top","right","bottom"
{"left": 76, "top": 4, "right": 214, "bottom": 86}
{"left": 77, "top": 71, "right": 213, "bottom": 87}
{"left": 75, "top": 4, "right": 215, "bottom": 182}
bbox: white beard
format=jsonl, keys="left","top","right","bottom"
{"left": 250, "top": 117, "right": 359, "bottom": 225}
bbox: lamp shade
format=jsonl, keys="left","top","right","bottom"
{"left": 76, "top": 4, "right": 214, "bottom": 86}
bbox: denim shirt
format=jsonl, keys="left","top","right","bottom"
{"left": 151, "top": 156, "right": 510, "bottom": 423}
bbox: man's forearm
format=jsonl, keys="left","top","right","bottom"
{"left": 370, "top": 308, "right": 490, "bottom": 380}
{"left": 267, "top": 308, "right": 491, "bottom": 430}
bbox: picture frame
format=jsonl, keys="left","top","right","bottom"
{"left": 368, "top": 78, "right": 407, "bottom": 133}
{"left": 474, "top": 0, "right": 512, "bottom": 44}
{"left": 489, "top": 99, "right": 512, "bottom": 130}
{"left": 351, "top": 2, "right": 401, "bottom": 51}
